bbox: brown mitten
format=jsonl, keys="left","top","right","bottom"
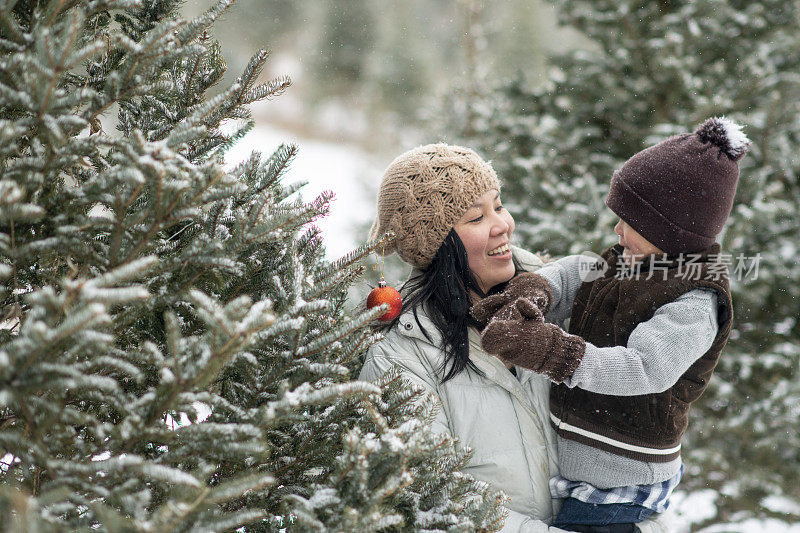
{"left": 470, "top": 292, "right": 511, "bottom": 325}
{"left": 505, "top": 272, "right": 552, "bottom": 315}
{"left": 470, "top": 272, "right": 553, "bottom": 325}
{"left": 497, "top": 296, "right": 545, "bottom": 322}
{"left": 481, "top": 299, "right": 585, "bottom": 383}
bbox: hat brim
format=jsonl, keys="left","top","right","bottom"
{"left": 605, "top": 172, "right": 715, "bottom": 255}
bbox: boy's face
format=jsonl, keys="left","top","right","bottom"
{"left": 614, "top": 219, "right": 662, "bottom": 264}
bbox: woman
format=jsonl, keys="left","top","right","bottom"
{"left": 359, "top": 144, "right": 670, "bottom": 533}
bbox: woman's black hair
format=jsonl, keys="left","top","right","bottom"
{"left": 377, "top": 229, "right": 523, "bottom": 383}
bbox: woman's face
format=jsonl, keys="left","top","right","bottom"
{"left": 454, "top": 189, "right": 516, "bottom": 294}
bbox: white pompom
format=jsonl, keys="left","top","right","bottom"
{"left": 696, "top": 117, "right": 751, "bottom": 159}
{"left": 717, "top": 117, "right": 750, "bottom": 154}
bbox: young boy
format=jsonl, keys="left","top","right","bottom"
{"left": 473, "top": 117, "right": 750, "bottom": 532}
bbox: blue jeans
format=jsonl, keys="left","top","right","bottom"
{"left": 553, "top": 497, "right": 654, "bottom": 530}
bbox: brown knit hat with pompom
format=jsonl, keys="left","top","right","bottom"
{"left": 370, "top": 144, "right": 500, "bottom": 269}
{"left": 606, "top": 117, "right": 750, "bottom": 254}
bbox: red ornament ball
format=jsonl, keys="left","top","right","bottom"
{"left": 367, "top": 281, "right": 403, "bottom": 321}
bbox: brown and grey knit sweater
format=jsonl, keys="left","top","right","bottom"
{"left": 537, "top": 244, "right": 732, "bottom": 488}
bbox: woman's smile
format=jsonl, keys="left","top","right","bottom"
{"left": 487, "top": 242, "right": 511, "bottom": 257}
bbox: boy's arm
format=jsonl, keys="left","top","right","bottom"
{"left": 535, "top": 255, "right": 593, "bottom": 325}
{"left": 563, "top": 289, "right": 719, "bottom": 396}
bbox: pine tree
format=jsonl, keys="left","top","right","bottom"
{"left": 0, "top": 1, "right": 505, "bottom": 530}
{"left": 447, "top": 0, "right": 800, "bottom": 528}
{"left": 311, "top": 0, "right": 376, "bottom": 92}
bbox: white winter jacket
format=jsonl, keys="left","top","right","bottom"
{"left": 360, "top": 248, "right": 562, "bottom": 531}
{"left": 359, "top": 247, "right": 675, "bottom": 533}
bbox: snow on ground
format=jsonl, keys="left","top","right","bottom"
{"left": 223, "top": 122, "right": 799, "bottom": 532}
{"left": 674, "top": 490, "right": 800, "bottom": 532}
{"left": 223, "top": 122, "right": 384, "bottom": 260}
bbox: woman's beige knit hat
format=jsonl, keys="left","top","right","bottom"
{"left": 369, "top": 143, "right": 500, "bottom": 269}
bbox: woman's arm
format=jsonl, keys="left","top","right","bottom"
{"left": 360, "top": 343, "right": 567, "bottom": 533}
{"left": 359, "top": 343, "right": 451, "bottom": 436}
{"left": 637, "top": 508, "right": 676, "bottom": 533}
{"left": 499, "top": 512, "right": 569, "bottom": 532}
{"left": 500, "top": 509, "right": 673, "bottom": 533}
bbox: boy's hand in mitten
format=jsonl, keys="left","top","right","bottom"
{"left": 480, "top": 298, "right": 586, "bottom": 383}
{"left": 470, "top": 272, "right": 552, "bottom": 325}
{"left": 505, "top": 272, "right": 552, "bottom": 315}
